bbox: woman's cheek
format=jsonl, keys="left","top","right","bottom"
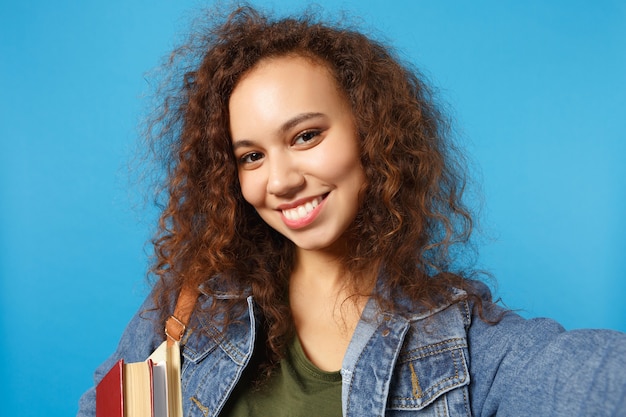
{"left": 239, "top": 172, "right": 263, "bottom": 207}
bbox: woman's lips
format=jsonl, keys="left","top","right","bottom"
{"left": 278, "top": 194, "right": 327, "bottom": 229}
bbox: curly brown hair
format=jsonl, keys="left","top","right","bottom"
{"left": 145, "top": 5, "right": 488, "bottom": 369}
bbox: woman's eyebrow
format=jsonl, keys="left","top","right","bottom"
{"left": 232, "top": 112, "right": 326, "bottom": 151}
{"left": 231, "top": 139, "right": 255, "bottom": 151}
{"left": 279, "top": 112, "right": 325, "bottom": 134}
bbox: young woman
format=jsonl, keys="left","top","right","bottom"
{"left": 78, "top": 6, "right": 626, "bottom": 416}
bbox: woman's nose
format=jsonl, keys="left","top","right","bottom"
{"left": 266, "top": 155, "right": 305, "bottom": 197}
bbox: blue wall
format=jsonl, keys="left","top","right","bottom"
{"left": 1, "top": 1, "right": 624, "bottom": 415}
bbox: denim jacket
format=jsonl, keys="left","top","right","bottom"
{"left": 78, "top": 284, "right": 626, "bottom": 416}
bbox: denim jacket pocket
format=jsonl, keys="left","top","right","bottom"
{"left": 179, "top": 296, "right": 257, "bottom": 417}
{"left": 387, "top": 337, "right": 470, "bottom": 413}
{"left": 181, "top": 340, "right": 246, "bottom": 417}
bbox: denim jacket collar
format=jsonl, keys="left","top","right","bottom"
{"left": 182, "top": 286, "right": 472, "bottom": 416}
{"left": 341, "top": 290, "right": 471, "bottom": 416}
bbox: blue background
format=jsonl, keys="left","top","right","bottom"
{"left": 1, "top": 1, "right": 624, "bottom": 415}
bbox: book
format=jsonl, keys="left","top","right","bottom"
{"left": 95, "top": 359, "right": 123, "bottom": 417}
{"left": 148, "top": 341, "right": 183, "bottom": 417}
{"left": 96, "top": 341, "right": 182, "bottom": 417}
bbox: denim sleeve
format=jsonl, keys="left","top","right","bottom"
{"left": 76, "top": 292, "right": 165, "bottom": 417}
{"left": 468, "top": 307, "right": 626, "bottom": 416}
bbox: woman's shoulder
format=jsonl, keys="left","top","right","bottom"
{"left": 466, "top": 284, "right": 626, "bottom": 367}
{"left": 464, "top": 286, "right": 626, "bottom": 416}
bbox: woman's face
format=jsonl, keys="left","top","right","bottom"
{"left": 229, "top": 55, "right": 365, "bottom": 253}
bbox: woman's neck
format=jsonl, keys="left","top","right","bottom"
{"left": 291, "top": 247, "right": 345, "bottom": 292}
{"left": 287, "top": 246, "right": 378, "bottom": 371}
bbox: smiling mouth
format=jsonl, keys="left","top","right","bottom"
{"left": 281, "top": 195, "right": 325, "bottom": 221}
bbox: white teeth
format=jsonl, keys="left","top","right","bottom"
{"left": 282, "top": 196, "right": 323, "bottom": 221}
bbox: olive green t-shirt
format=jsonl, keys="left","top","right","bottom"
{"left": 222, "top": 337, "right": 342, "bottom": 416}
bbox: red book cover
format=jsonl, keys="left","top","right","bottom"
{"left": 96, "top": 359, "right": 124, "bottom": 417}
{"left": 147, "top": 359, "right": 155, "bottom": 417}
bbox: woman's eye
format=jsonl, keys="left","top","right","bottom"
{"left": 240, "top": 151, "right": 264, "bottom": 165}
{"left": 293, "top": 130, "right": 321, "bottom": 145}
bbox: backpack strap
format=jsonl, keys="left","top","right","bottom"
{"left": 165, "top": 285, "right": 199, "bottom": 346}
